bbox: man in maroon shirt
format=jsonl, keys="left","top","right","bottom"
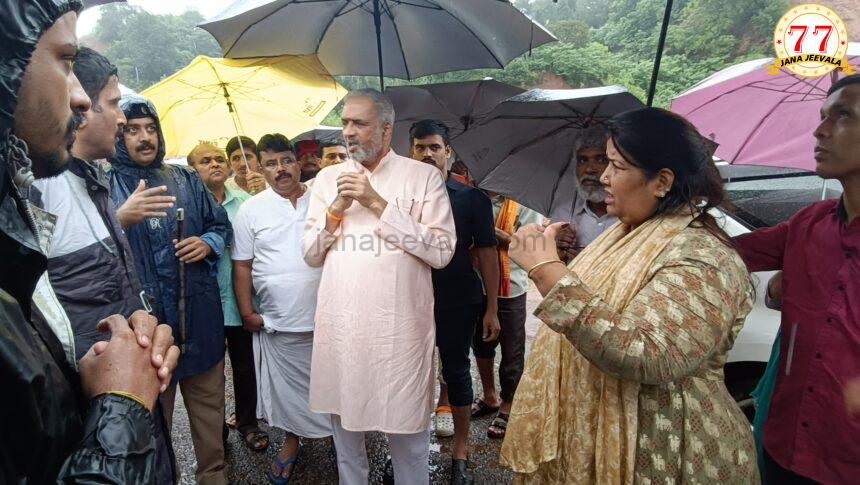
{"left": 735, "top": 74, "right": 860, "bottom": 484}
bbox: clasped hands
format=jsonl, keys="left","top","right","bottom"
{"left": 79, "top": 310, "right": 180, "bottom": 411}
{"left": 329, "top": 172, "right": 388, "bottom": 218}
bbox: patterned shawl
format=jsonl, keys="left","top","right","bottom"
{"left": 501, "top": 212, "right": 696, "bottom": 484}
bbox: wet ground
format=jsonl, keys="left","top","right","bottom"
{"left": 171, "top": 287, "right": 544, "bottom": 484}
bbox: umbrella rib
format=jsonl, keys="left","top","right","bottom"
{"left": 463, "top": 80, "right": 486, "bottom": 128}
{"left": 393, "top": 0, "right": 442, "bottom": 10}
{"left": 682, "top": 69, "right": 825, "bottom": 116}
{"left": 478, "top": 121, "right": 577, "bottom": 185}
{"left": 798, "top": 74, "right": 827, "bottom": 102}
{"left": 315, "top": 1, "right": 352, "bottom": 52}
{"left": 224, "top": 0, "right": 301, "bottom": 58}
{"left": 732, "top": 92, "right": 791, "bottom": 164}
{"left": 435, "top": 0, "right": 506, "bottom": 69}
{"left": 383, "top": 1, "right": 412, "bottom": 80}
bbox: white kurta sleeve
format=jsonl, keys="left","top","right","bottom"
{"left": 374, "top": 170, "right": 456, "bottom": 269}
{"left": 302, "top": 177, "right": 341, "bottom": 268}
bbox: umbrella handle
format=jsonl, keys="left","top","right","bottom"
{"left": 221, "top": 83, "right": 254, "bottom": 175}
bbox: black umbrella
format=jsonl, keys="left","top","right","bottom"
{"left": 385, "top": 79, "right": 524, "bottom": 155}
{"left": 199, "top": 0, "right": 556, "bottom": 90}
{"left": 452, "top": 86, "right": 644, "bottom": 216}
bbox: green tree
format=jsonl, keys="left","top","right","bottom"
{"left": 90, "top": 5, "right": 221, "bottom": 91}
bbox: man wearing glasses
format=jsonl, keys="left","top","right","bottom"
{"left": 232, "top": 133, "right": 332, "bottom": 483}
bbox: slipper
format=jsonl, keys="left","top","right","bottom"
{"left": 487, "top": 412, "right": 509, "bottom": 439}
{"left": 243, "top": 428, "right": 270, "bottom": 452}
{"left": 267, "top": 448, "right": 299, "bottom": 485}
{"left": 470, "top": 398, "right": 500, "bottom": 418}
{"left": 435, "top": 405, "right": 454, "bottom": 437}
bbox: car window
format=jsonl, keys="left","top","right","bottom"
{"left": 717, "top": 165, "right": 843, "bottom": 229}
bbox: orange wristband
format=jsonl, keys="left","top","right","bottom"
{"left": 326, "top": 208, "right": 344, "bottom": 221}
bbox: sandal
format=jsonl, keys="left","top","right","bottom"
{"left": 470, "top": 398, "right": 500, "bottom": 418}
{"left": 243, "top": 428, "right": 270, "bottom": 452}
{"left": 267, "top": 449, "right": 299, "bottom": 485}
{"left": 435, "top": 405, "right": 454, "bottom": 437}
{"left": 487, "top": 412, "right": 509, "bottom": 439}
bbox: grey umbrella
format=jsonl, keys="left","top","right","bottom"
{"left": 451, "top": 86, "right": 644, "bottom": 217}
{"left": 386, "top": 78, "right": 524, "bottom": 155}
{"left": 199, "top": 0, "right": 555, "bottom": 89}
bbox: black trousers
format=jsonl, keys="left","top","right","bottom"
{"left": 763, "top": 448, "right": 820, "bottom": 484}
{"left": 435, "top": 302, "right": 481, "bottom": 407}
{"left": 224, "top": 325, "right": 258, "bottom": 433}
{"left": 471, "top": 293, "right": 527, "bottom": 403}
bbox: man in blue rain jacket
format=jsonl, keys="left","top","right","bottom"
{"left": 108, "top": 94, "right": 232, "bottom": 484}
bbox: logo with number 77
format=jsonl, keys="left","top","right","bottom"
{"left": 770, "top": 3, "right": 853, "bottom": 78}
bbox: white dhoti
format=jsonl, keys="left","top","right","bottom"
{"left": 253, "top": 330, "right": 331, "bottom": 438}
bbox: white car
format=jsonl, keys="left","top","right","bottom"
{"left": 714, "top": 165, "right": 842, "bottom": 420}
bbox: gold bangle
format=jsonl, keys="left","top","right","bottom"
{"left": 326, "top": 208, "right": 344, "bottom": 221}
{"left": 527, "top": 259, "right": 565, "bottom": 279}
{"left": 107, "top": 390, "right": 150, "bottom": 411}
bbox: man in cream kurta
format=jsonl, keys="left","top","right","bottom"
{"left": 303, "top": 89, "right": 455, "bottom": 484}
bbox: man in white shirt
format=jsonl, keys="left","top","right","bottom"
{"left": 232, "top": 133, "right": 331, "bottom": 483}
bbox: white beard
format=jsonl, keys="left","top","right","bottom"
{"left": 577, "top": 179, "right": 606, "bottom": 203}
{"left": 350, "top": 131, "right": 384, "bottom": 165}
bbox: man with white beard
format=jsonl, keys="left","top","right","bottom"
{"left": 303, "top": 89, "right": 455, "bottom": 484}
{"left": 552, "top": 125, "right": 618, "bottom": 262}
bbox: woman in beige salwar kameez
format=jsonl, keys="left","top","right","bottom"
{"left": 501, "top": 108, "right": 759, "bottom": 485}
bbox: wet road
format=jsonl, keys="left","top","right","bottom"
{"left": 172, "top": 287, "right": 543, "bottom": 484}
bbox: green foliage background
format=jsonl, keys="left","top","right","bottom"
{"left": 88, "top": 0, "right": 789, "bottom": 126}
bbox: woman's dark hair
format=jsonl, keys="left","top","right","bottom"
{"left": 605, "top": 107, "right": 732, "bottom": 246}
{"left": 226, "top": 136, "right": 257, "bottom": 159}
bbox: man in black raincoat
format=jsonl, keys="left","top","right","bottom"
{"left": 0, "top": 1, "right": 179, "bottom": 482}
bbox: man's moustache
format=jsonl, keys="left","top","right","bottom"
{"left": 64, "top": 112, "right": 83, "bottom": 148}
{"left": 136, "top": 142, "right": 155, "bottom": 152}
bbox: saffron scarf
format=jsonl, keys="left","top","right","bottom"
{"left": 495, "top": 198, "right": 519, "bottom": 297}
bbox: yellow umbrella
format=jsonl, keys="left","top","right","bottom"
{"left": 141, "top": 55, "right": 347, "bottom": 160}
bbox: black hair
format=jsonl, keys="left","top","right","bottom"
{"left": 226, "top": 136, "right": 257, "bottom": 159}
{"left": 72, "top": 47, "right": 118, "bottom": 112}
{"left": 605, "top": 107, "right": 731, "bottom": 246}
{"left": 317, "top": 139, "right": 346, "bottom": 157}
{"left": 257, "top": 133, "right": 294, "bottom": 154}
{"left": 827, "top": 74, "right": 860, "bottom": 97}
{"left": 409, "top": 119, "right": 451, "bottom": 146}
